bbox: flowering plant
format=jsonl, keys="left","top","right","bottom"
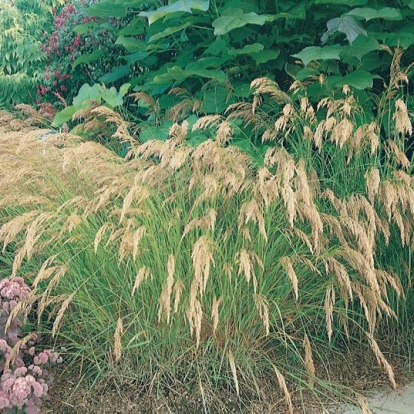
{"left": 0, "top": 278, "right": 62, "bottom": 414}
{"left": 38, "top": 0, "right": 122, "bottom": 107}
{"left": 38, "top": 2, "right": 94, "bottom": 102}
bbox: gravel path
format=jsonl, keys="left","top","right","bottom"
{"left": 331, "top": 384, "right": 414, "bottom": 414}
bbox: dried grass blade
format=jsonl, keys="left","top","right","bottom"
{"left": 228, "top": 350, "right": 239, "bottom": 396}
{"left": 273, "top": 365, "right": 294, "bottom": 414}
{"left": 52, "top": 292, "right": 76, "bottom": 337}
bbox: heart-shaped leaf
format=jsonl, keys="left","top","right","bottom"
{"left": 153, "top": 66, "right": 226, "bottom": 84}
{"left": 73, "top": 50, "right": 104, "bottom": 69}
{"left": 139, "top": 0, "right": 209, "bottom": 25}
{"left": 292, "top": 45, "right": 342, "bottom": 66}
{"left": 228, "top": 43, "right": 264, "bottom": 56}
{"left": 340, "top": 35, "right": 382, "bottom": 61}
{"left": 212, "top": 8, "right": 270, "bottom": 35}
{"left": 336, "top": 70, "right": 382, "bottom": 89}
{"left": 345, "top": 7, "right": 403, "bottom": 22}
{"left": 149, "top": 22, "right": 191, "bottom": 42}
{"left": 325, "top": 16, "right": 367, "bottom": 44}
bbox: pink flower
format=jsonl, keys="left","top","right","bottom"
{"left": 29, "top": 365, "right": 42, "bottom": 376}
{"left": 11, "top": 376, "right": 31, "bottom": 402}
{"left": 2, "top": 376, "right": 15, "bottom": 393}
{"left": 0, "top": 395, "right": 10, "bottom": 409}
{"left": 33, "top": 352, "right": 48, "bottom": 365}
{"left": 14, "top": 367, "right": 27, "bottom": 377}
{"left": 8, "top": 300, "right": 17, "bottom": 310}
{"left": 31, "top": 381, "right": 44, "bottom": 398}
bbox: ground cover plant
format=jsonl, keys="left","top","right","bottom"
{"left": 0, "top": 276, "right": 62, "bottom": 413}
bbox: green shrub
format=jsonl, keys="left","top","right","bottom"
{"left": 0, "top": 0, "right": 59, "bottom": 108}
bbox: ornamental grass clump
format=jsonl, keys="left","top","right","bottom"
{"left": 0, "top": 277, "right": 61, "bottom": 414}
{"left": 0, "top": 66, "right": 412, "bottom": 412}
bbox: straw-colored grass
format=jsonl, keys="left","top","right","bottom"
{"left": 0, "top": 62, "right": 413, "bottom": 412}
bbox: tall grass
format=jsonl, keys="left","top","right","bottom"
{"left": 0, "top": 60, "right": 413, "bottom": 412}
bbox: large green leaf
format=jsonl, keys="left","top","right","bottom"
{"left": 251, "top": 49, "right": 280, "bottom": 64}
{"left": 385, "top": 32, "right": 414, "bottom": 49}
{"left": 201, "top": 85, "right": 230, "bottom": 113}
{"left": 124, "top": 51, "right": 151, "bottom": 64}
{"left": 139, "top": 122, "right": 173, "bottom": 142}
{"left": 99, "top": 65, "right": 131, "bottom": 84}
{"left": 186, "top": 58, "right": 221, "bottom": 71}
{"left": 149, "top": 22, "right": 191, "bottom": 42}
{"left": 116, "top": 36, "right": 146, "bottom": 53}
{"left": 73, "top": 83, "right": 101, "bottom": 107}
{"left": 86, "top": 0, "right": 127, "bottom": 18}
{"left": 139, "top": 0, "right": 210, "bottom": 25}
{"left": 72, "top": 50, "right": 104, "bottom": 70}
{"left": 212, "top": 8, "right": 271, "bottom": 36}
{"left": 271, "top": 4, "right": 306, "bottom": 20}
{"left": 118, "top": 18, "right": 146, "bottom": 36}
{"left": 345, "top": 7, "right": 403, "bottom": 21}
{"left": 51, "top": 106, "right": 77, "bottom": 128}
{"left": 119, "top": 83, "right": 131, "bottom": 97}
{"left": 153, "top": 66, "right": 226, "bottom": 84}
{"left": 233, "top": 83, "right": 251, "bottom": 98}
{"left": 73, "top": 22, "right": 99, "bottom": 35}
{"left": 292, "top": 45, "right": 342, "bottom": 66}
{"left": 100, "top": 86, "right": 124, "bottom": 108}
{"left": 203, "top": 38, "right": 227, "bottom": 56}
{"left": 335, "top": 70, "right": 381, "bottom": 89}
{"left": 322, "top": 16, "right": 367, "bottom": 44}
{"left": 228, "top": 43, "right": 264, "bottom": 56}
{"left": 339, "top": 35, "right": 382, "bottom": 61}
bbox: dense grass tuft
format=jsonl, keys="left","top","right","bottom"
{"left": 0, "top": 70, "right": 413, "bottom": 412}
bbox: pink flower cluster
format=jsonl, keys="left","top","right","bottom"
{"left": 0, "top": 367, "right": 48, "bottom": 414}
{"left": 52, "top": 4, "right": 76, "bottom": 30}
{"left": 0, "top": 277, "right": 31, "bottom": 313}
{"left": 42, "top": 4, "right": 96, "bottom": 57}
{"left": 0, "top": 277, "right": 62, "bottom": 414}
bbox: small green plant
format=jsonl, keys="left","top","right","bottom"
{"left": 51, "top": 81, "right": 131, "bottom": 127}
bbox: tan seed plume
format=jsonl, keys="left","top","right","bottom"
{"left": 303, "top": 334, "right": 316, "bottom": 388}
{"left": 280, "top": 256, "right": 299, "bottom": 301}
{"left": 273, "top": 366, "right": 294, "bottom": 414}
{"left": 132, "top": 266, "right": 151, "bottom": 296}
{"left": 52, "top": 292, "right": 76, "bottom": 337}
{"left": 113, "top": 317, "right": 123, "bottom": 363}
